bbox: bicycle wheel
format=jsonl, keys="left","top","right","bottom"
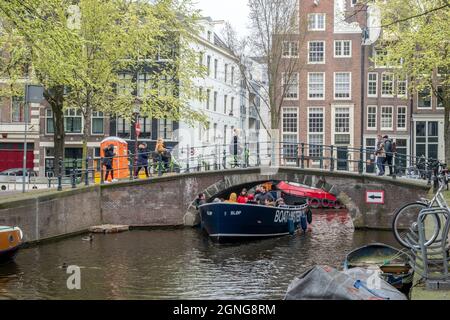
{"left": 392, "top": 202, "right": 441, "bottom": 248}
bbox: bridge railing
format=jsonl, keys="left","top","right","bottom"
{"left": 0, "top": 141, "right": 443, "bottom": 192}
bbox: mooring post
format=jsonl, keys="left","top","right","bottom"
{"left": 223, "top": 148, "right": 227, "bottom": 169}
{"left": 320, "top": 145, "right": 324, "bottom": 169}
{"left": 301, "top": 143, "right": 305, "bottom": 169}
{"left": 359, "top": 146, "right": 364, "bottom": 174}
{"left": 330, "top": 146, "right": 335, "bottom": 172}
{"left": 85, "top": 157, "right": 89, "bottom": 186}
{"left": 129, "top": 154, "right": 134, "bottom": 181}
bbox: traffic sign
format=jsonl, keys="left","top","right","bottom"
{"left": 366, "top": 190, "right": 385, "bottom": 205}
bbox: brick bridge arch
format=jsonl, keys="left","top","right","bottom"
{"left": 100, "top": 167, "right": 430, "bottom": 230}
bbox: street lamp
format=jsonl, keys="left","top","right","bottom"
{"left": 132, "top": 99, "right": 142, "bottom": 169}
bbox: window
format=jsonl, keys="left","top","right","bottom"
{"left": 206, "top": 89, "right": 211, "bottom": 110}
{"left": 207, "top": 31, "right": 212, "bottom": 42}
{"left": 418, "top": 87, "right": 432, "bottom": 108}
{"left": 282, "top": 73, "right": 299, "bottom": 99}
{"left": 91, "top": 111, "right": 104, "bottom": 135}
{"left": 308, "top": 73, "right": 325, "bottom": 100}
{"left": 224, "top": 95, "right": 228, "bottom": 114}
{"left": 199, "top": 52, "right": 204, "bottom": 67}
{"left": 206, "top": 56, "right": 211, "bottom": 76}
{"left": 46, "top": 108, "right": 54, "bottom": 134}
{"left": 117, "top": 117, "right": 131, "bottom": 138}
{"left": 334, "top": 40, "right": 351, "bottom": 58}
{"left": 308, "top": 41, "right": 325, "bottom": 63}
{"left": 214, "top": 91, "right": 218, "bottom": 111}
{"left": 138, "top": 117, "right": 152, "bottom": 139}
{"left": 205, "top": 122, "right": 210, "bottom": 143}
{"left": 397, "top": 106, "right": 407, "bottom": 130}
{"left": 334, "top": 72, "right": 351, "bottom": 99}
{"left": 368, "top": 73, "right": 378, "bottom": 97}
{"left": 282, "top": 41, "right": 299, "bottom": 58}
{"left": 282, "top": 107, "right": 298, "bottom": 161}
{"left": 381, "top": 106, "right": 393, "bottom": 130}
{"left": 351, "top": 0, "right": 358, "bottom": 6}
{"left": 225, "top": 64, "right": 228, "bottom": 83}
{"left": 367, "top": 106, "right": 377, "bottom": 130}
{"left": 381, "top": 73, "right": 394, "bottom": 97}
{"left": 334, "top": 107, "right": 351, "bottom": 145}
{"left": 64, "top": 108, "right": 82, "bottom": 134}
{"left": 11, "top": 97, "right": 28, "bottom": 123}
{"left": 158, "top": 119, "right": 173, "bottom": 140}
{"left": 214, "top": 59, "right": 218, "bottom": 79}
{"left": 397, "top": 78, "right": 407, "bottom": 97}
{"left": 231, "top": 67, "right": 235, "bottom": 85}
{"left": 308, "top": 108, "right": 324, "bottom": 159}
{"left": 230, "top": 97, "right": 235, "bottom": 115}
{"left": 223, "top": 125, "right": 228, "bottom": 145}
{"left": 437, "top": 86, "right": 444, "bottom": 109}
{"left": 213, "top": 123, "right": 217, "bottom": 143}
{"left": 117, "top": 73, "right": 132, "bottom": 95}
{"left": 308, "top": 13, "right": 326, "bottom": 31}
{"left": 416, "top": 121, "right": 439, "bottom": 160}
{"left": 137, "top": 73, "right": 151, "bottom": 97}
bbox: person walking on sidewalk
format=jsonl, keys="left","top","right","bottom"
{"left": 375, "top": 135, "right": 386, "bottom": 176}
{"left": 103, "top": 144, "right": 117, "bottom": 183}
{"left": 383, "top": 135, "right": 395, "bottom": 176}
{"left": 135, "top": 143, "right": 150, "bottom": 178}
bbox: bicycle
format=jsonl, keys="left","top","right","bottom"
{"left": 392, "top": 161, "right": 449, "bottom": 248}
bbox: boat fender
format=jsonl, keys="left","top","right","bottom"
{"left": 309, "top": 198, "right": 320, "bottom": 209}
{"left": 300, "top": 214, "right": 308, "bottom": 232}
{"left": 306, "top": 208, "right": 313, "bottom": 225}
{"left": 288, "top": 219, "right": 295, "bottom": 235}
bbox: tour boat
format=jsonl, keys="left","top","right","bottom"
{"left": 274, "top": 181, "right": 343, "bottom": 209}
{"left": 199, "top": 202, "right": 310, "bottom": 242}
{"left": 0, "top": 226, "right": 23, "bottom": 264}
{"left": 344, "top": 243, "right": 414, "bottom": 295}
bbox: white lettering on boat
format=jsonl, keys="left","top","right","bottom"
{"left": 230, "top": 211, "right": 242, "bottom": 216}
{"left": 207, "top": 211, "right": 213, "bottom": 216}
{"left": 274, "top": 210, "right": 303, "bottom": 224}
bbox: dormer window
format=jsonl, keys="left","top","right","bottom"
{"left": 207, "top": 31, "right": 212, "bottom": 42}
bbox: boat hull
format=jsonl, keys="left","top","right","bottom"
{"left": 0, "top": 227, "right": 23, "bottom": 264}
{"left": 199, "top": 203, "right": 308, "bottom": 242}
{"left": 344, "top": 243, "right": 414, "bottom": 295}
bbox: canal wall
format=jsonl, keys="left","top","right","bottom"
{"left": 0, "top": 168, "right": 431, "bottom": 243}
{"left": 0, "top": 186, "right": 102, "bottom": 243}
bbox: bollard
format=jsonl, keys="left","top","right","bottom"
{"left": 85, "top": 158, "right": 90, "bottom": 186}
{"left": 223, "top": 148, "right": 227, "bottom": 169}
{"left": 57, "top": 158, "right": 63, "bottom": 191}
{"left": 392, "top": 152, "right": 397, "bottom": 179}
{"left": 186, "top": 146, "right": 190, "bottom": 173}
{"left": 129, "top": 155, "right": 134, "bottom": 181}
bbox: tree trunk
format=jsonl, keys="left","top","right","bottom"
{"left": 43, "top": 86, "right": 65, "bottom": 177}
{"left": 82, "top": 104, "right": 92, "bottom": 180}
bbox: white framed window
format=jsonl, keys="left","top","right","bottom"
{"left": 308, "top": 41, "right": 325, "bottom": 64}
{"left": 206, "top": 56, "right": 211, "bottom": 76}
{"left": 367, "top": 106, "right": 377, "bottom": 130}
{"left": 308, "top": 107, "right": 324, "bottom": 159}
{"left": 158, "top": 119, "right": 174, "bottom": 140}
{"left": 116, "top": 117, "right": 131, "bottom": 139}
{"left": 64, "top": 108, "right": 83, "bottom": 134}
{"left": 397, "top": 106, "right": 407, "bottom": 130}
{"left": 417, "top": 87, "right": 432, "bottom": 109}
{"left": 333, "top": 106, "right": 352, "bottom": 146}
{"left": 308, "top": 72, "right": 325, "bottom": 100}
{"left": 224, "top": 64, "right": 228, "bottom": 83}
{"left": 380, "top": 106, "right": 393, "bottom": 130}
{"left": 137, "top": 73, "right": 151, "bottom": 97}
{"left": 282, "top": 107, "right": 299, "bottom": 161}
{"left": 334, "top": 72, "right": 351, "bottom": 100}
{"left": 231, "top": 67, "right": 235, "bottom": 85}
{"left": 397, "top": 78, "right": 407, "bottom": 97}
{"left": 437, "top": 86, "right": 444, "bottom": 109}
{"left": 381, "top": 73, "right": 394, "bottom": 97}
{"left": 224, "top": 95, "right": 228, "bottom": 114}
{"left": 91, "top": 111, "right": 104, "bottom": 135}
{"left": 117, "top": 73, "right": 132, "bottom": 95}
{"left": 11, "top": 97, "right": 28, "bottom": 123}
{"left": 214, "top": 59, "right": 218, "bottom": 79}
{"left": 308, "top": 13, "right": 326, "bottom": 31}
{"left": 231, "top": 97, "right": 235, "bottom": 115}
{"left": 282, "top": 73, "right": 299, "bottom": 100}
{"left": 282, "top": 41, "right": 299, "bottom": 58}
{"left": 45, "top": 108, "right": 54, "bottom": 134}
{"left": 367, "top": 73, "right": 378, "bottom": 97}
{"left": 334, "top": 40, "right": 352, "bottom": 58}
{"left": 206, "top": 89, "right": 211, "bottom": 110}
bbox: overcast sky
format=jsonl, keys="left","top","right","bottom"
{"left": 193, "top": 0, "right": 251, "bottom": 37}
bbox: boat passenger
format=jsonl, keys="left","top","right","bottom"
{"left": 256, "top": 186, "right": 275, "bottom": 205}
{"left": 276, "top": 198, "right": 287, "bottom": 207}
{"left": 213, "top": 198, "right": 222, "bottom": 203}
{"left": 246, "top": 194, "right": 257, "bottom": 204}
{"left": 237, "top": 189, "right": 249, "bottom": 204}
{"left": 225, "top": 193, "right": 238, "bottom": 203}
{"left": 264, "top": 198, "right": 275, "bottom": 207}
{"left": 195, "top": 193, "right": 206, "bottom": 209}
{"left": 155, "top": 138, "right": 169, "bottom": 167}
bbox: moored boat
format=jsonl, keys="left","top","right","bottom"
{"left": 199, "top": 202, "right": 310, "bottom": 242}
{"left": 0, "top": 226, "right": 23, "bottom": 264}
{"left": 344, "top": 243, "right": 414, "bottom": 295}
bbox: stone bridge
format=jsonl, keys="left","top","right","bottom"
{"left": 0, "top": 167, "right": 431, "bottom": 242}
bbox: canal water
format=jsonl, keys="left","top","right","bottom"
{"left": 0, "top": 211, "right": 399, "bottom": 300}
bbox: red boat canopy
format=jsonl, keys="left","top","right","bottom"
{"left": 275, "top": 181, "right": 337, "bottom": 202}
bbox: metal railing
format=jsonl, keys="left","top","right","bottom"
{"left": 0, "top": 141, "right": 443, "bottom": 192}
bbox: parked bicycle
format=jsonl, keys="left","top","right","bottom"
{"left": 392, "top": 161, "right": 449, "bottom": 248}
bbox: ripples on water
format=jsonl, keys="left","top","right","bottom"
{"left": 0, "top": 211, "right": 399, "bottom": 300}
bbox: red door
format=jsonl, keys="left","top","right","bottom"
{"left": 0, "top": 149, "right": 34, "bottom": 172}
